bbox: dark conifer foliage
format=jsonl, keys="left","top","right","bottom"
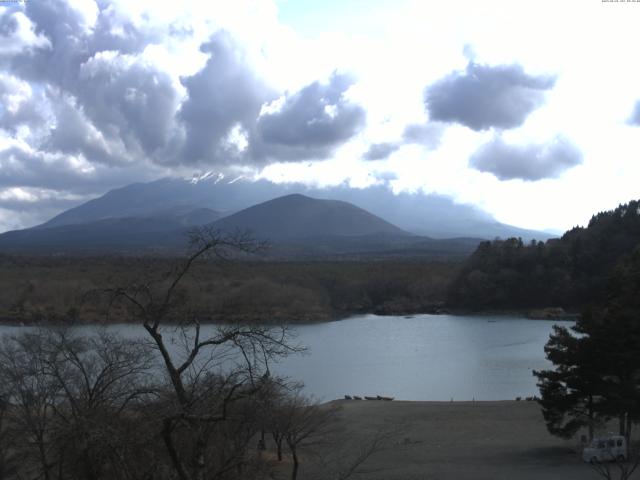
{"left": 448, "top": 200, "right": 640, "bottom": 310}
{"left": 534, "top": 244, "right": 640, "bottom": 442}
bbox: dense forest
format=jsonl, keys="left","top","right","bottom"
{"left": 0, "top": 256, "right": 454, "bottom": 324}
{"left": 447, "top": 200, "right": 640, "bottom": 311}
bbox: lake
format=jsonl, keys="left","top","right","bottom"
{"left": 273, "top": 314, "right": 568, "bottom": 401}
{"left": 0, "top": 314, "right": 568, "bottom": 401}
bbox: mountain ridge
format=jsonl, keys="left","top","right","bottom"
{"left": 0, "top": 193, "right": 484, "bottom": 259}
{"left": 34, "top": 176, "right": 553, "bottom": 241}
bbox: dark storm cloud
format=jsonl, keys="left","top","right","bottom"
{"left": 362, "top": 142, "right": 399, "bottom": 161}
{"left": 253, "top": 72, "right": 366, "bottom": 160}
{"left": 425, "top": 62, "right": 556, "bottom": 131}
{"left": 179, "top": 31, "right": 274, "bottom": 164}
{"left": 628, "top": 100, "right": 640, "bottom": 126}
{"left": 469, "top": 136, "right": 583, "bottom": 181}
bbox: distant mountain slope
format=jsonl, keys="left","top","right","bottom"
{"left": 0, "top": 194, "right": 412, "bottom": 254}
{"left": 39, "top": 178, "right": 230, "bottom": 228}
{"left": 0, "top": 206, "right": 221, "bottom": 252}
{"left": 34, "top": 175, "right": 552, "bottom": 241}
{"left": 0, "top": 217, "right": 185, "bottom": 252}
{"left": 140, "top": 206, "right": 222, "bottom": 227}
{"left": 211, "top": 194, "right": 409, "bottom": 240}
{"left": 0, "top": 193, "right": 483, "bottom": 259}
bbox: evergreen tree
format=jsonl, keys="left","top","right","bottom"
{"left": 534, "top": 245, "right": 640, "bottom": 441}
{"left": 534, "top": 324, "right": 604, "bottom": 439}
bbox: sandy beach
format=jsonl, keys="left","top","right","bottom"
{"left": 284, "top": 400, "right": 616, "bottom": 480}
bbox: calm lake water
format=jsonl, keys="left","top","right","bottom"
{"left": 0, "top": 314, "right": 569, "bottom": 401}
{"left": 274, "top": 314, "right": 567, "bottom": 401}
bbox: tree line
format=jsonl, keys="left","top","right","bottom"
{"left": 447, "top": 199, "right": 640, "bottom": 311}
{"left": 0, "top": 255, "right": 455, "bottom": 324}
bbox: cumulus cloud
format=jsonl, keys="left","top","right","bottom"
{"left": 362, "top": 142, "right": 399, "bottom": 161}
{"left": 44, "top": 95, "right": 128, "bottom": 165}
{"left": 425, "top": 62, "right": 556, "bottom": 131}
{"left": 1, "top": 0, "right": 182, "bottom": 168}
{"left": 360, "top": 122, "right": 444, "bottom": 161}
{"left": 77, "top": 50, "right": 180, "bottom": 158}
{"left": 402, "top": 123, "right": 444, "bottom": 148}
{"left": 469, "top": 136, "right": 583, "bottom": 181}
{"left": 0, "top": 8, "right": 50, "bottom": 57}
{"left": 0, "top": 186, "right": 82, "bottom": 228}
{"left": 0, "top": 144, "right": 161, "bottom": 193}
{"left": 628, "top": 100, "right": 640, "bottom": 126}
{"left": 253, "top": 72, "right": 366, "bottom": 160}
{"left": 0, "top": 74, "right": 49, "bottom": 133}
{"left": 3, "top": 2, "right": 364, "bottom": 170}
{"left": 179, "top": 31, "right": 274, "bottom": 164}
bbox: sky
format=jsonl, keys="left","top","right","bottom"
{"left": 0, "top": 0, "right": 639, "bottom": 233}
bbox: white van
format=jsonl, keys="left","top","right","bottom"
{"left": 582, "top": 435, "right": 627, "bottom": 463}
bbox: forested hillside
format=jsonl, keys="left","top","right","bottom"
{"left": 447, "top": 200, "right": 640, "bottom": 310}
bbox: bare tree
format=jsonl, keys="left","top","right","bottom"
{"left": 0, "top": 328, "right": 157, "bottom": 480}
{"left": 268, "top": 387, "right": 338, "bottom": 480}
{"left": 307, "top": 415, "right": 400, "bottom": 480}
{"left": 0, "top": 388, "right": 17, "bottom": 479}
{"left": 107, "top": 227, "right": 302, "bottom": 480}
{"left": 40, "top": 329, "right": 157, "bottom": 480}
{"left": 0, "top": 330, "right": 64, "bottom": 480}
{"left": 262, "top": 385, "right": 396, "bottom": 480}
{"left": 589, "top": 450, "right": 640, "bottom": 480}
{"left": 319, "top": 429, "right": 396, "bottom": 480}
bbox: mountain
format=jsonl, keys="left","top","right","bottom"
{"left": 0, "top": 204, "right": 221, "bottom": 253}
{"left": 0, "top": 217, "right": 185, "bottom": 252}
{"left": 205, "top": 194, "right": 482, "bottom": 260}
{"left": 211, "top": 194, "right": 408, "bottom": 240}
{"left": 139, "top": 206, "right": 222, "bottom": 227}
{"left": 35, "top": 175, "right": 553, "bottom": 241}
{"left": 38, "top": 177, "right": 231, "bottom": 229}
{"left": 0, "top": 193, "right": 483, "bottom": 259}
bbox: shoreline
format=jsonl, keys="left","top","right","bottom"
{"left": 0, "top": 306, "right": 580, "bottom": 326}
